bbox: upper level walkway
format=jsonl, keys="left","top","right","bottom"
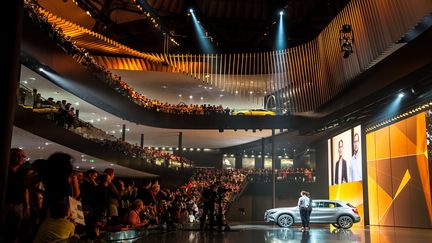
{"left": 20, "top": 2, "right": 432, "bottom": 132}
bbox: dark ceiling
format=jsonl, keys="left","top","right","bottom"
{"left": 75, "top": 0, "right": 350, "bottom": 53}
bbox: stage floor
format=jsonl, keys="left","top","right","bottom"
{"left": 135, "top": 223, "right": 432, "bottom": 243}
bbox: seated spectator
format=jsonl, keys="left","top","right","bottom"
{"left": 125, "top": 199, "right": 148, "bottom": 228}
{"left": 33, "top": 201, "right": 77, "bottom": 243}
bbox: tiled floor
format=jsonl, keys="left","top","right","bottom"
{"left": 136, "top": 223, "right": 432, "bottom": 243}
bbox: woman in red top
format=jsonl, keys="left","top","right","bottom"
{"left": 125, "top": 199, "right": 148, "bottom": 228}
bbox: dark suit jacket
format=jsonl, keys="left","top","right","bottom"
{"left": 335, "top": 159, "right": 348, "bottom": 184}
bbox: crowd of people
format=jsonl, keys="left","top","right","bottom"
{"left": 1, "top": 150, "right": 247, "bottom": 242}
{"left": 1, "top": 147, "right": 318, "bottom": 241}
{"left": 17, "top": 86, "right": 193, "bottom": 169}
{"left": 24, "top": 0, "right": 232, "bottom": 116}
{"left": 243, "top": 168, "right": 315, "bottom": 183}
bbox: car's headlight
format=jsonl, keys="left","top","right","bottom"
{"left": 267, "top": 210, "right": 277, "bottom": 215}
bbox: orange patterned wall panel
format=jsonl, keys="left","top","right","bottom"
{"left": 389, "top": 119, "right": 407, "bottom": 158}
{"left": 366, "top": 112, "right": 432, "bottom": 228}
{"left": 374, "top": 126, "right": 390, "bottom": 160}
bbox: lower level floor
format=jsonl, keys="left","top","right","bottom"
{"left": 131, "top": 223, "right": 432, "bottom": 243}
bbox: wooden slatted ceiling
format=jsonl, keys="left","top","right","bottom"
{"left": 156, "top": 0, "right": 432, "bottom": 112}
{"left": 35, "top": 0, "right": 432, "bottom": 112}
{"left": 37, "top": 8, "right": 163, "bottom": 63}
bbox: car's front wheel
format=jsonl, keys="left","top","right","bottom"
{"left": 337, "top": 215, "right": 354, "bottom": 229}
{"left": 277, "top": 214, "right": 294, "bottom": 228}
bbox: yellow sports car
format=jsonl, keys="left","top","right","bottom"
{"left": 232, "top": 109, "right": 276, "bottom": 116}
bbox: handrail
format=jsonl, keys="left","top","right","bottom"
{"left": 225, "top": 178, "right": 249, "bottom": 214}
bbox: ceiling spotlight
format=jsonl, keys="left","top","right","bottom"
{"left": 398, "top": 92, "right": 404, "bottom": 98}
{"left": 279, "top": 10, "right": 284, "bottom": 16}
{"left": 189, "top": 9, "right": 194, "bottom": 13}
{"left": 38, "top": 67, "right": 44, "bottom": 72}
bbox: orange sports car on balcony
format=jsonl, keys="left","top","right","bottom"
{"left": 232, "top": 109, "right": 276, "bottom": 116}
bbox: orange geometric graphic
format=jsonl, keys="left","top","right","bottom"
{"left": 366, "top": 112, "right": 432, "bottom": 227}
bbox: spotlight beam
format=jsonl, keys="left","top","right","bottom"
{"left": 276, "top": 12, "right": 286, "bottom": 50}
{"left": 190, "top": 11, "right": 214, "bottom": 53}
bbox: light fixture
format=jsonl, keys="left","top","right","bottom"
{"left": 340, "top": 24, "right": 354, "bottom": 58}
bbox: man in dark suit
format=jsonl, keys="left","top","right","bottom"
{"left": 200, "top": 184, "right": 217, "bottom": 230}
{"left": 334, "top": 139, "right": 348, "bottom": 184}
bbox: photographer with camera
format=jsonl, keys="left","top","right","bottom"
{"left": 200, "top": 184, "right": 217, "bottom": 230}
{"left": 215, "top": 181, "right": 232, "bottom": 230}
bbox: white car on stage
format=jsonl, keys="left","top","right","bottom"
{"left": 264, "top": 200, "right": 360, "bottom": 229}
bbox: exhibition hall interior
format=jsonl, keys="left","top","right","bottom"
{"left": 2, "top": 0, "right": 432, "bottom": 242}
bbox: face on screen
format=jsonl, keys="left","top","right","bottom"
{"left": 353, "top": 133, "right": 359, "bottom": 155}
{"left": 338, "top": 140, "right": 343, "bottom": 158}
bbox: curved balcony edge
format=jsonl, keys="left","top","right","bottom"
{"left": 20, "top": 16, "right": 308, "bottom": 130}
{"left": 14, "top": 105, "right": 193, "bottom": 186}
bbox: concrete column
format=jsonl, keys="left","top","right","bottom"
{"left": 1, "top": 0, "right": 24, "bottom": 226}
{"left": 271, "top": 129, "right": 276, "bottom": 208}
{"left": 261, "top": 138, "right": 265, "bottom": 168}
{"left": 178, "top": 132, "right": 183, "bottom": 157}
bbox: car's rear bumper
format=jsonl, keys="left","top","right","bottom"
{"left": 353, "top": 216, "right": 361, "bottom": 223}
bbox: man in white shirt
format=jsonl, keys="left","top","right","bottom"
{"left": 349, "top": 133, "right": 362, "bottom": 182}
{"left": 298, "top": 191, "right": 310, "bottom": 231}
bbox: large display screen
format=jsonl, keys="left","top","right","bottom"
{"left": 264, "top": 158, "right": 272, "bottom": 169}
{"left": 242, "top": 157, "right": 255, "bottom": 169}
{"left": 222, "top": 157, "right": 235, "bottom": 169}
{"left": 328, "top": 125, "right": 362, "bottom": 185}
{"left": 280, "top": 159, "right": 294, "bottom": 169}
{"left": 328, "top": 125, "right": 364, "bottom": 225}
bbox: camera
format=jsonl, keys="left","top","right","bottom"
{"left": 217, "top": 186, "right": 231, "bottom": 194}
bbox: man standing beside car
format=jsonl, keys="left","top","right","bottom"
{"left": 305, "top": 191, "right": 312, "bottom": 230}
{"left": 298, "top": 191, "right": 310, "bottom": 231}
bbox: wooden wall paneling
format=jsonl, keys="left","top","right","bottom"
{"left": 241, "top": 53, "right": 245, "bottom": 98}
{"left": 300, "top": 45, "right": 308, "bottom": 110}
{"left": 279, "top": 49, "right": 287, "bottom": 108}
{"left": 235, "top": 53, "right": 239, "bottom": 96}
{"left": 277, "top": 50, "right": 284, "bottom": 108}
{"left": 269, "top": 51, "right": 275, "bottom": 107}
{"left": 292, "top": 49, "right": 300, "bottom": 112}
{"left": 227, "top": 54, "right": 231, "bottom": 93}
{"left": 306, "top": 42, "right": 315, "bottom": 108}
